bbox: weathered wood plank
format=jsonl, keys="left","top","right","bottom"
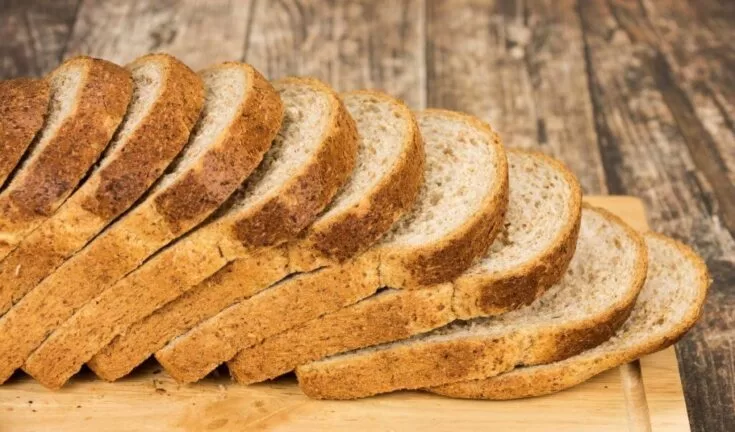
{"left": 245, "top": 0, "right": 426, "bottom": 109}
{"left": 0, "top": 0, "right": 81, "bottom": 78}
{"left": 64, "top": 0, "right": 254, "bottom": 70}
{"left": 425, "top": 0, "right": 606, "bottom": 194}
{"left": 578, "top": 1, "right": 735, "bottom": 431}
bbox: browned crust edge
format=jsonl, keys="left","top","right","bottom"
{"left": 452, "top": 149, "right": 583, "bottom": 318}
{"left": 429, "top": 232, "right": 710, "bottom": 400}
{"left": 295, "top": 90, "right": 425, "bottom": 263}
{"left": 231, "top": 77, "right": 358, "bottom": 248}
{"left": 153, "top": 63, "right": 284, "bottom": 234}
{"left": 380, "top": 109, "right": 510, "bottom": 289}
{"left": 294, "top": 207, "right": 648, "bottom": 400}
{"left": 0, "top": 78, "right": 50, "bottom": 188}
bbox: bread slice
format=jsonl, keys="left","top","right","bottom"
{"left": 154, "top": 109, "right": 508, "bottom": 383}
{"left": 0, "top": 62, "right": 283, "bottom": 385}
{"left": 0, "top": 78, "right": 50, "bottom": 189}
{"left": 0, "top": 53, "right": 204, "bottom": 316}
{"left": 429, "top": 233, "right": 710, "bottom": 399}
{"left": 295, "top": 206, "right": 648, "bottom": 399}
{"left": 24, "top": 77, "right": 358, "bottom": 389}
{"left": 0, "top": 56, "right": 132, "bottom": 260}
{"left": 227, "top": 149, "right": 581, "bottom": 384}
{"left": 88, "top": 90, "right": 422, "bottom": 382}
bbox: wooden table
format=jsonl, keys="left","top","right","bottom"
{"left": 1, "top": 1, "right": 733, "bottom": 431}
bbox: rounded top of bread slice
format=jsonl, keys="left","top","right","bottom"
{"left": 453, "top": 150, "right": 582, "bottom": 318}
{"left": 0, "top": 78, "right": 50, "bottom": 189}
{"left": 430, "top": 232, "right": 710, "bottom": 400}
{"left": 377, "top": 109, "right": 509, "bottom": 288}
{"left": 212, "top": 77, "right": 358, "bottom": 249}
{"left": 289, "top": 90, "right": 424, "bottom": 268}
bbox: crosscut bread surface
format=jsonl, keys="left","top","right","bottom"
{"left": 0, "top": 62, "right": 283, "bottom": 386}
{"left": 452, "top": 149, "right": 582, "bottom": 318}
{"left": 89, "top": 90, "right": 421, "bottom": 382}
{"left": 226, "top": 149, "right": 581, "bottom": 383}
{"left": 0, "top": 53, "right": 204, "bottom": 316}
{"left": 28, "top": 77, "right": 357, "bottom": 388}
{"left": 430, "top": 233, "right": 710, "bottom": 399}
{"left": 0, "top": 78, "right": 50, "bottom": 188}
{"left": 376, "top": 109, "right": 508, "bottom": 289}
{"left": 0, "top": 56, "right": 132, "bottom": 261}
{"left": 295, "top": 206, "right": 648, "bottom": 399}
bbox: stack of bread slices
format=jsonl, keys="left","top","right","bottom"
{"left": 0, "top": 54, "right": 710, "bottom": 399}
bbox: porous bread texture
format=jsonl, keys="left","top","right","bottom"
{"left": 0, "top": 78, "right": 50, "bottom": 188}
{"left": 23, "top": 77, "right": 357, "bottom": 389}
{"left": 228, "top": 285, "right": 455, "bottom": 384}
{"left": 226, "top": 150, "right": 580, "bottom": 383}
{"left": 0, "top": 57, "right": 132, "bottom": 260}
{"left": 376, "top": 109, "right": 508, "bottom": 289}
{"left": 0, "top": 62, "right": 282, "bottom": 386}
{"left": 452, "top": 149, "right": 582, "bottom": 318}
{"left": 429, "top": 233, "right": 710, "bottom": 399}
{"left": 88, "top": 90, "right": 419, "bottom": 383}
{"left": 295, "top": 206, "right": 648, "bottom": 399}
{"left": 0, "top": 54, "right": 203, "bottom": 316}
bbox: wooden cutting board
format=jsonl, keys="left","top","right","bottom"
{"left": 0, "top": 196, "right": 690, "bottom": 431}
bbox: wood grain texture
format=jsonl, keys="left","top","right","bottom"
{"left": 426, "top": 0, "right": 606, "bottom": 194}
{"left": 0, "top": 0, "right": 81, "bottom": 78}
{"left": 578, "top": 1, "right": 735, "bottom": 431}
{"left": 64, "top": 0, "right": 254, "bottom": 69}
{"left": 245, "top": 0, "right": 426, "bottom": 108}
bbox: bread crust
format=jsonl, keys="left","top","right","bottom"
{"left": 452, "top": 150, "right": 583, "bottom": 318}
{"left": 294, "top": 206, "right": 648, "bottom": 399}
{"left": 0, "top": 62, "right": 283, "bottom": 386}
{"left": 378, "top": 109, "right": 509, "bottom": 289}
{"left": 155, "top": 255, "right": 380, "bottom": 383}
{"left": 0, "top": 78, "right": 50, "bottom": 188}
{"left": 0, "top": 57, "right": 133, "bottom": 259}
{"left": 288, "top": 90, "right": 425, "bottom": 269}
{"left": 0, "top": 54, "right": 204, "bottom": 316}
{"left": 228, "top": 285, "right": 455, "bottom": 384}
{"left": 429, "top": 233, "right": 709, "bottom": 400}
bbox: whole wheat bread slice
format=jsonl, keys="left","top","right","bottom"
{"left": 0, "top": 62, "right": 283, "bottom": 385}
{"left": 295, "top": 206, "right": 648, "bottom": 399}
{"left": 227, "top": 149, "right": 581, "bottom": 384}
{"left": 0, "top": 53, "right": 204, "bottom": 316}
{"left": 0, "top": 56, "right": 133, "bottom": 260}
{"left": 154, "top": 108, "right": 507, "bottom": 383}
{"left": 24, "top": 77, "right": 359, "bottom": 389}
{"left": 429, "top": 233, "right": 709, "bottom": 399}
{"left": 88, "top": 90, "right": 422, "bottom": 382}
{"left": 0, "top": 78, "right": 50, "bottom": 189}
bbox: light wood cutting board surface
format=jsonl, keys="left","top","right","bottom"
{"left": 0, "top": 196, "right": 690, "bottom": 431}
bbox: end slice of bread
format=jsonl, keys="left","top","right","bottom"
{"left": 226, "top": 150, "right": 582, "bottom": 383}
{"left": 0, "top": 53, "right": 204, "bottom": 316}
{"left": 27, "top": 77, "right": 358, "bottom": 388}
{"left": 0, "top": 78, "right": 50, "bottom": 188}
{"left": 0, "top": 56, "right": 133, "bottom": 260}
{"left": 295, "top": 206, "right": 648, "bottom": 399}
{"left": 429, "top": 233, "right": 710, "bottom": 399}
{"left": 0, "top": 62, "right": 283, "bottom": 386}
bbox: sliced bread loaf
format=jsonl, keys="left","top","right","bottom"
{"left": 0, "top": 78, "right": 50, "bottom": 188}
{"left": 88, "top": 90, "right": 422, "bottom": 382}
{"left": 295, "top": 206, "right": 648, "bottom": 399}
{"left": 429, "top": 233, "right": 710, "bottom": 399}
{"left": 227, "top": 149, "right": 581, "bottom": 384}
{"left": 24, "top": 77, "right": 358, "bottom": 389}
{"left": 0, "top": 62, "right": 283, "bottom": 385}
{"left": 0, "top": 53, "right": 204, "bottom": 316}
{"left": 153, "top": 109, "right": 507, "bottom": 383}
{"left": 0, "top": 56, "right": 132, "bottom": 260}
